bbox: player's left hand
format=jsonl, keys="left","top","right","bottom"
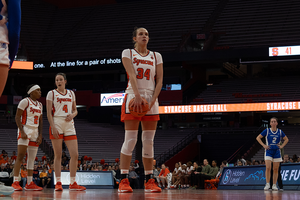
{"left": 149, "top": 99, "right": 156, "bottom": 110}
{"left": 65, "top": 114, "right": 74, "bottom": 122}
{"left": 36, "top": 135, "right": 42, "bottom": 145}
{"left": 277, "top": 144, "right": 283, "bottom": 149}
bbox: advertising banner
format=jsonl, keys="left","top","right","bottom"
{"left": 54, "top": 171, "right": 114, "bottom": 189}
{"left": 219, "top": 163, "right": 300, "bottom": 190}
{"left": 100, "top": 93, "right": 125, "bottom": 106}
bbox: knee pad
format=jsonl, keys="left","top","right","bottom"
{"left": 27, "top": 146, "right": 38, "bottom": 170}
{"left": 121, "top": 130, "right": 138, "bottom": 156}
{"left": 142, "top": 130, "right": 155, "bottom": 158}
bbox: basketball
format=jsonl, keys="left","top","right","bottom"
{"left": 129, "top": 97, "right": 149, "bottom": 117}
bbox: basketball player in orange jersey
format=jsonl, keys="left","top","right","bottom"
{"left": 12, "top": 84, "right": 43, "bottom": 191}
{"left": 46, "top": 73, "right": 85, "bottom": 191}
{"left": 118, "top": 27, "right": 163, "bottom": 193}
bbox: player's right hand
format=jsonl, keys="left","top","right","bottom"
{"left": 0, "top": 15, "right": 8, "bottom": 25}
{"left": 132, "top": 94, "right": 144, "bottom": 113}
{"left": 21, "top": 131, "right": 28, "bottom": 140}
{"left": 52, "top": 127, "right": 60, "bottom": 139}
{"left": 263, "top": 145, "right": 270, "bottom": 150}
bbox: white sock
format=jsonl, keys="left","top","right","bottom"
{"left": 121, "top": 169, "right": 129, "bottom": 174}
{"left": 144, "top": 170, "right": 152, "bottom": 175}
{"left": 56, "top": 177, "right": 61, "bottom": 183}
{"left": 70, "top": 177, "right": 76, "bottom": 184}
{"left": 27, "top": 176, "right": 33, "bottom": 184}
{"left": 14, "top": 176, "right": 19, "bottom": 182}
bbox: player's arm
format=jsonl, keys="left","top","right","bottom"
{"left": 256, "top": 134, "right": 270, "bottom": 150}
{"left": 66, "top": 98, "right": 77, "bottom": 122}
{"left": 122, "top": 57, "right": 144, "bottom": 111}
{"left": 7, "top": 0, "right": 21, "bottom": 68}
{"left": 46, "top": 99, "right": 59, "bottom": 138}
{"left": 36, "top": 114, "right": 43, "bottom": 145}
{"left": 279, "top": 136, "right": 289, "bottom": 149}
{"left": 15, "top": 108, "right": 27, "bottom": 139}
{"left": 149, "top": 62, "right": 163, "bottom": 109}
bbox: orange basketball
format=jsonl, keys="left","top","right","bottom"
{"left": 129, "top": 97, "right": 149, "bottom": 117}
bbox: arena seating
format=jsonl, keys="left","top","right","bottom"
{"left": 192, "top": 76, "right": 300, "bottom": 104}
{"left": 0, "top": 129, "right": 46, "bottom": 161}
{"left": 21, "top": 0, "right": 219, "bottom": 61}
{"left": 213, "top": 0, "right": 300, "bottom": 48}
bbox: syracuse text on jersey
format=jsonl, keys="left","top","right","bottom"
{"left": 133, "top": 58, "right": 153, "bottom": 66}
{"left": 163, "top": 104, "right": 227, "bottom": 114}
{"left": 57, "top": 97, "right": 72, "bottom": 103}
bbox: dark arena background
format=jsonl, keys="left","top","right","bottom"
{"left": 1, "top": 0, "right": 300, "bottom": 199}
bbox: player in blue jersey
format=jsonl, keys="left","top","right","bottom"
{"left": 0, "top": 0, "right": 21, "bottom": 97}
{"left": 256, "top": 117, "right": 289, "bottom": 191}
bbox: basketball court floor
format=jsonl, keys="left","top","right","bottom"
{"left": 4, "top": 189, "right": 300, "bottom": 200}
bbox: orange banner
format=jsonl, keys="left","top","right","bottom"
{"left": 159, "top": 101, "right": 300, "bottom": 114}
{"left": 11, "top": 61, "right": 33, "bottom": 70}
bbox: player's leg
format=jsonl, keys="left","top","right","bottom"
{"left": 51, "top": 138, "right": 63, "bottom": 190}
{"left": 12, "top": 134, "right": 28, "bottom": 191}
{"left": 0, "top": 64, "right": 9, "bottom": 97}
{"left": 25, "top": 144, "right": 42, "bottom": 191}
{"left": 271, "top": 150, "right": 282, "bottom": 191}
{"left": 272, "top": 162, "right": 280, "bottom": 190}
{"left": 119, "top": 120, "right": 139, "bottom": 193}
{"left": 264, "top": 160, "right": 272, "bottom": 190}
{"left": 64, "top": 139, "right": 85, "bottom": 191}
{"left": 141, "top": 120, "right": 161, "bottom": 192}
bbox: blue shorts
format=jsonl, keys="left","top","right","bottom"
{"left": 265, "top": 149, "right": 282, "bottom": 162}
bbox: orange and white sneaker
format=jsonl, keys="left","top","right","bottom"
{"left": 25, "top": 182, "right": 43, "bottom": 191}
{"left": 69, "top": 182, "right": 86, "bottom": 191}
{"left": 55, "top": 182, "right": 63, "bottom": 191}
{"left": 145, "top": 179, "right": 162, "bottom": 193}
{"left": 11, "top": 181, "right": 22, "bottom": 191}
{"left": 118, "top": 178, "right": 133, "bottom": 193}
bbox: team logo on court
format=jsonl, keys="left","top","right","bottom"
{"left": 222, "top": 169, "right": 232, "bottom": 184}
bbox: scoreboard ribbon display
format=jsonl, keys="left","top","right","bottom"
{"left": 159, "top": 101, "right": 300, "bottom": 114}
{"left": 269, "top": 45, "right": 300, "bottom": 57}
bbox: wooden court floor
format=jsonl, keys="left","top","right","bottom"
{"left": 4, "top": 189, "right": 300, "bottom": 200}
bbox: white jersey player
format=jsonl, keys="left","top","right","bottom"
{"left": 12, "top": 84, "right": 43, "bottom": 191}
{"left": 46, "top": 73, "right": 85, "bottom": 191}
{"left": 119, "top": 27, "right": 163, "bottom": 193}
{"left": 46, "top": 88, "right": 76, "bottom": 140}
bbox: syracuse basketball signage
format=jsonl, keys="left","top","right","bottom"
{"left": 159, "top": 101, "right": 300, "bottom": 114}
{"left": 100, "top": 93, "right": 125, "bottom": 106}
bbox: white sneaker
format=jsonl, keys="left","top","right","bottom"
{"left": 272, "top": 184, "right": 278, "bottom": 191}
{"left": 264, "top": 183, "right": 270, "bottom": 191}
{"left": 279, "top": 188, "right": 284, "bottom": 191}
{"left": 0, "top": 183, "right": 14, "bottom": 196}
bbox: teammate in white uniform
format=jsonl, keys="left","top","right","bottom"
{"left": 12, "top": 84, "right": 43, "bottom": 191}
{"left": 46, "top": 73, "right": 85, "bottom": 191}
{"left": 118, "top": 27, "right": 163, "bottom": 193}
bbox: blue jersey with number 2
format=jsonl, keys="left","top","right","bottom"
{"left": 260, "top": 128, "right": 286, "bottom": 150}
